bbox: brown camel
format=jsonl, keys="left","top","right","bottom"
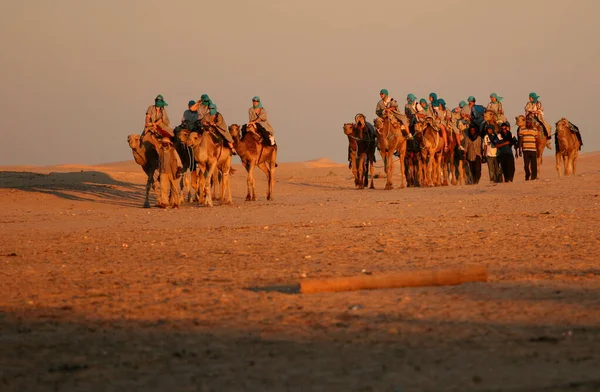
{"left": 127, "top": 133, "right": 161, "bottom": 208}
{"left": 374, "top": 116, "right": 410, "bottom": 190}
{"left": 554, "top": 118, "right": 581, "bottom": 176}
{"left": 414, "top": 117, "right": 445, "bottom": 187}
{"left": 343, "top": 115, "right": 376, "bottom": 190}
{"left": 186, "top": 129, "right": 232, "bottom": 206}
{"left": 229, "top": 123, "right": 277, "bottom": 201}
{"left": 441, "top": 128, "right": 463, "bottom": 186}
{"left": 173, "top": 129, "right": 200, "bottom": 204}
{"left": 516, "top": 115, "right": 546, "bottom": 175}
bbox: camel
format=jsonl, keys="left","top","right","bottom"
{"left": 516, "top": 115, "right": 546, "bottom": 176}
{"left": 414, "top": 117, "right": 445, "bottom": 187}
{"left": 483, "top": 111, "right": 500, "bottom": 134}
{"left": 554, "top": 118, "right": 581, "bottom": 176}
{"left": 186, "top": 129, "right": 232, "bottom": 206}
{"left": 343, "top": 114, "right": 376, "bottom": 189}
{"left": 127, "top": 132, "right": 160, "bottom": 208}
{"left": 228, "top": 123, "right": 277, "bottom": 201}
{"left": 173, "top": 129, "right": 199, "bottom": 204}
{"left": 374, "top": 116, "right": 410, "bottom": 190}
{"left": 441, "top": 128, "right": 464, "bottom": 186}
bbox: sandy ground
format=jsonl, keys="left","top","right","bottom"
{"left": 1, "top": 152, "right": 599, "bottom": 392}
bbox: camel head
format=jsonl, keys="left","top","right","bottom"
{"left": 127, "top": 134, "right": 141, "bottom": 149}
{"left": 374, "top": 117, "right": 383, "bottom": 131}
{"left": 413, "top": 122, "right": 423, "bottom": 133}
{"left": 177, "top": 129, "right": 190, "bottom": 143}
{"left": 186, "top": 131, "right": 201, "bottom": 147}
{"left": 556, "top": 118, "right": 569, "bottom": 130}
{"left": 423, "top": 116, "right": 435, "bottom": 127}
{"left": 229, "top": 124, "right": 241, "bottom": 138}
{"left": 484, "top": 110, "right": 497, "bottom": 123}
{"left": 343, "top": 123, "right": 354, "bottom": 136}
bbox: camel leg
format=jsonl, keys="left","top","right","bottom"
{"left": 246, "top": 161, "right": 256, "bottom": 201}
{"left": 425, "top": 155, "right": 432, "bottom": 187}
{"left": 220, "top": 158, "right": 232, "bottom": 205}
{"left": 357, "top": 154, "right": 366, "bottom": 190}
{"left": 350, "top": 153, "right": 358, "bottom": 188}
{"left": 441, "top": 155, "right": 449, "bottom": 186}
{"left": 384, "top": 152, "right": 394, "bottom": 190}
{"left": 190, "top": 169, "right": 199, "bottom": 202}
{"left": 257, "top": 161, "right": 274, "bottom": 201}
{"left": 267, "top": 150, "right": 277, "bottom": 200}
{"left": 573, "top": 153, "right": 578, "bottom": 175}
{"left": 450, "top": 153, "right": 458, "bottom": 186}
{"left": 396, "top": 147, "right": 405, "bottom": 189}
{"left": 368, "top": 160, "right": 375, "bottom": 189}
{"left": 151, "top": 169, "right": 161, "bottom": 206}
{"left": 555, "top": 153, "right": 562, "bottom": 177}
{"left": 182, "top": 171, "right": 191, "bottom": 203}
{"left": 203, "top": 163, "right": 217, "bottom": 207}
{"left": 434, "top": 154, "right": 443, "bottom": 186}
{"left": 143, "top": 171, "right": 153, "bottom": 208}
{"left": 565, "top": 155, "right": 572, "bottom": 176}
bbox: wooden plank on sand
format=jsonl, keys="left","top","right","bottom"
{"left": 299, "top": 264, "right": 488, "bottom": 294}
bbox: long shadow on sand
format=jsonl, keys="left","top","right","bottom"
{"left": 0, "top": 171, "right": 148, "bottom": 208}
{"left": 1, "top": 303, "right": 599, "bottom": 392}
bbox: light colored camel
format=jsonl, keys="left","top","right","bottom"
{"left": 374, "top": 116, "right": 410, "bottom": 190}
{"left": 186, "top": 130, "right": 232, "bottom": 206}
{"left": 554, "top": 118, "right": 580, "bottom": 176}
{"left": 516, "top": 115, "right": 546, "bottom": 176}
{"left": 127, "top": 133, "right": 160, "bottom": 208}
{"left": 483, "top": 111, "right": 500, "bottom": 134}
{"left": 414, "top": 118, "right": 445, "bottom": 187}
{"left": 229, "top": 124, "right": 277, "bottom": 201}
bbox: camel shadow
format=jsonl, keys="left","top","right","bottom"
{"left": 0, "top": 171, "right": 147, "bottom": 207}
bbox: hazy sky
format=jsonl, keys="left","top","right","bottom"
{"left": 1, "top": 0, "right": 599, "bottom": 165}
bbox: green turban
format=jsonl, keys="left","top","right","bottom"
{"left": 155, "top": 94, "right": 167, "bottom": 107}
{"left": 380, "top": 89, "right": 388, "bottom": 96}
{"left": 490, "top": 92, "right": 503, "bottom": 102}
{"left": 407, "top": 93, "right": 417, "bottom": 103}
{"left": 529, "top": 92, "right": 540, "bottom": 102}
{"left": 467, "top": 96, "right": 476, "bottom": 102}
{"left": 459, "top": 101, "right": 466, "bottom": 108}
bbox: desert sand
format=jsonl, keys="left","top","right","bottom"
{"left": 1, "top": 152, "right": 599, "bottom": 392}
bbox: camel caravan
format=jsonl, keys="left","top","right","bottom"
{"left": 344, "top": 91, "right": 584, "bottom": 189}
{"left": 127, "top": 94, "right": 277, "bottom": 208}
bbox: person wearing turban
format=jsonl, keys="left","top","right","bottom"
{"left": 525, "top": 92, "right": 552, "bottom": 148}
{"left": 487, "top": 93, "right": 506, "bottom": 123}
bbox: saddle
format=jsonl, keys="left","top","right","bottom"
{"left": 241, "top": 123, "right": 275, "bottom": 146}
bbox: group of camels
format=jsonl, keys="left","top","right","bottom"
{"left": 344, "top": 112, "right": 581, "bottom": 190}
{"left": 127, "top": 123, "right": 277, "bottom": 208}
